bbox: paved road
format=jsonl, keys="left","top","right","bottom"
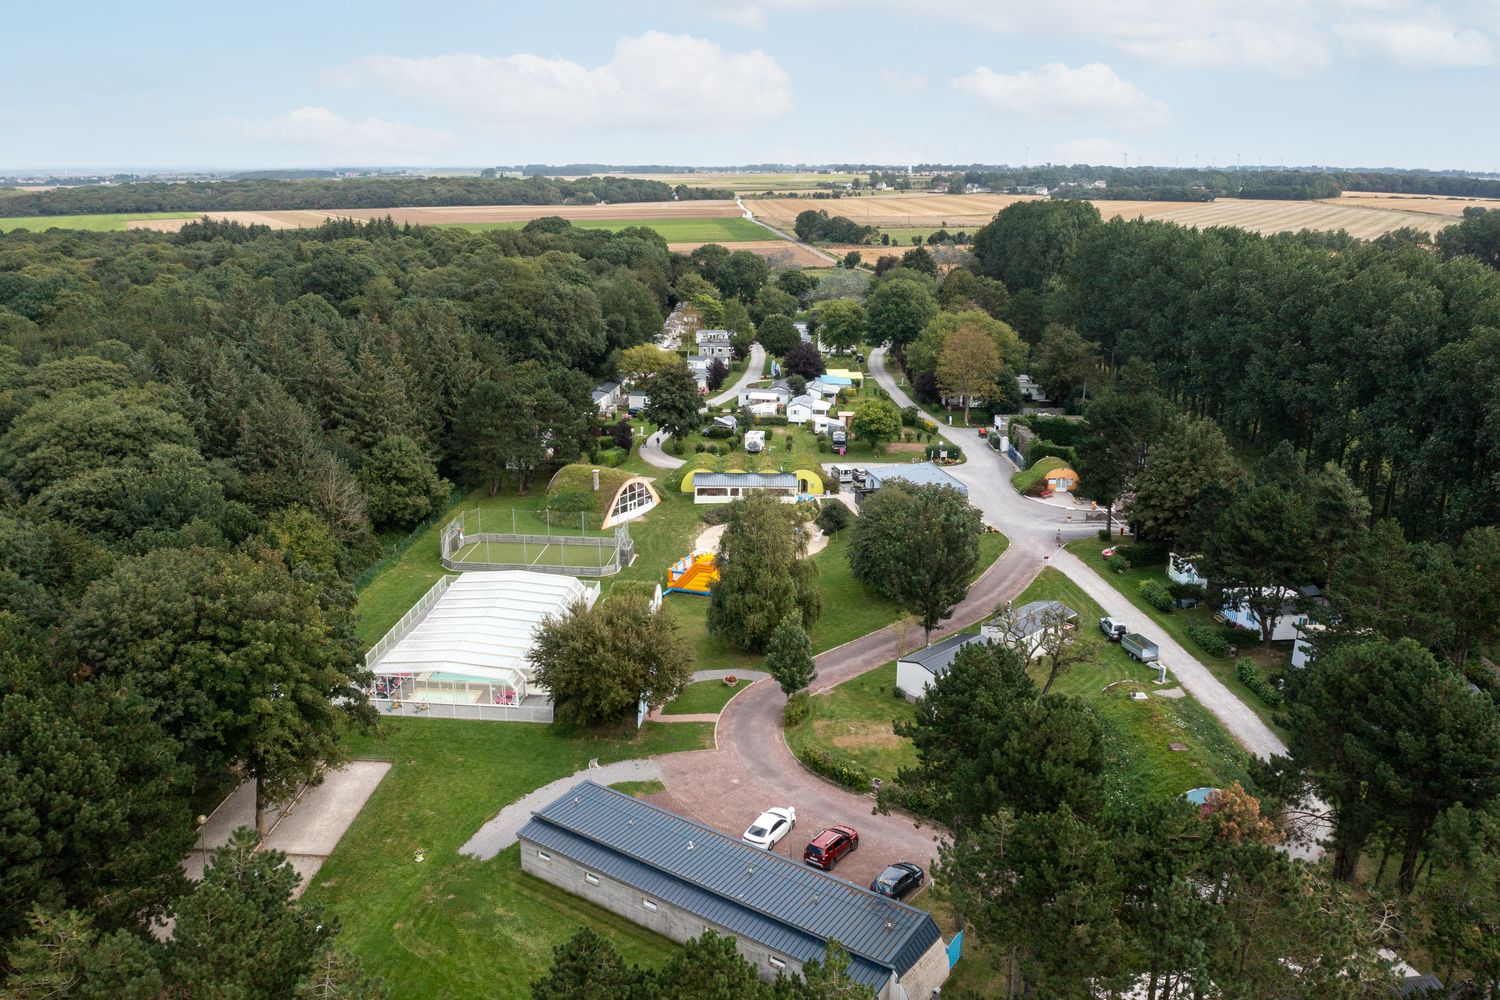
{"left": 865, "top": 347, "right": 1290, "bottom": 762}
{"left": 640, "top": 429, "right": 685, "bottom": 470}
{"left": 461, "top": 759, "right": 662, "bottom": 860}
{"left": 708, "top": 344, "right": 768, "bottom": 406}
{"left": 649, "top": 347, "right": 1314, "bottom": 871}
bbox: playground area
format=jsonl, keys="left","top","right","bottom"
{"left": 666, "top": 551, "right": 719, "bottom": 595}
{"left": 439, "top": 508, "right": 634, "bottom": 577}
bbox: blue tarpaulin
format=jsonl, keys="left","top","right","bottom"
{"left": 947, "top": 930, "right": 963, "bottom": 968}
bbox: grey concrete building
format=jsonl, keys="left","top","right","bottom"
{"left": 518, "top": 782, "right": 951, "bottom": 999}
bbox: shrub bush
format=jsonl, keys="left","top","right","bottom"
{"left": 754, "top": 415, "right": 790, "bottom": 427}
{"left": 877, "top": 780, "right": 940, "bottom": 820}
{"left": 1188, "top": 621, "right": 1230, "bottom": 657}
{"left": 694, "top": 442, "right": 706, "bottom": 453}
{"left": 1110, "top": 557, "right": 1132, "bottom": 573}
{"left": 817, "top": 438, "right": 830, "bottom": 453}
{"left": 1098, "top": 528, "right": 1112, "bottom": 541}
{"left": 1028, "top": 415, "right": 1090, "bottom": 447}
{"left": 1114, "top": 541, "right": 1170, "bottom": 566}
{"left": 1168, "top": 582, "right": 1207, "bottom": 602}
{"left": 798, "top": 746, "right": 870, "bottom": 792}
{"left": 816, "top": 501, "right": 854, "bottom": 534}
{"left": 783, "top": 691, "right": 811, "bottom": 727}
{"left": 1140, "top": 579, "right": 1175, "bottom": 614}
{"left": 1027, "top": 441, "right": 1078, "bottom": 468}
{"left": 1237, "top": 658, "right": 1283, "bottom": 706}
{"left": 901, "top": 405, "right": 921, "bottom": 427}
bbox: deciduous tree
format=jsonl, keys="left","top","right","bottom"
{"left": 531, "top": 592, "right": 693, "bottom": 725}
{"left": 849, "top": 483, "right": 980, "bottom": 641}
{"left": 765, "top": 615, "right": 816, "bottom": 696}
{"left": 708, "top": 494, "right": 820, "bottom": 652}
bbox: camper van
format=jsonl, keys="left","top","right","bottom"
{"left": 744, "top": 430, "right": 766, "bottom": 453}
{"left": 828, "top": 463, "right": 854, "bottom": 485}
{"left": 830, "top": 426, "right": 847, "bottom": 455}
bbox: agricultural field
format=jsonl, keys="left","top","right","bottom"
{"left": 433, "top": 215, "right": 767, "bottom": 242}
{"left": 122, "top": 199, "right": 742, "bottom": 232}
{"left": 1329, "top": 191, "right": 1500, "bottom": 217}
{"left": 746, "top": 191, "right": 1475, "bottom": 240}
{"left": 598, "top": 171, "right": 864, "bottom": 192}
{"left": 0, "top": 210, "right": 198, "bottom": 232}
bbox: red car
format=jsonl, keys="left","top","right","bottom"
{"left": 802, "top": 825, "right": 859, "bottom": 870}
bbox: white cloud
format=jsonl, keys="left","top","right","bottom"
{"left": 953, "top": 63, "right": 1170, "bottom": 128}
{"left": 878, "top": 68, "right": 928, "bottom": 91}
{"left": 693, "top": 0, "right": 1498, "bottom": 76}
{"left": 193, "top": 107, "right": 451, "bottom": 161}
{"left": 1336, "top": 19, "right": 1494, "bottom": 69}
{"left": 324, "top": 32, "right": 792, "bottom": 128}
{"left": 1053, "top": 136, "right": 1130, "bottom": 165}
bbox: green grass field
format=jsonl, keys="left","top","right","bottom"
{"left": 787, "top": 567, "right": 1250, "bottom": 804}
{"left": 1067, "top": 539, "right": 1291, "bottom": 736}
{"left": 439, "top": 216, "right": 769, "bottom": 243}
{"left": 661, "top": 677, "right": 746, "bottom": 715}
{"left": 0, "top": 211, "right": 199, "bottom": 232}
{"left": 785, "top": 661, "right": 916, "bottom": 784}
{"left": 302, "top": 717, "right": 712, "bottom": 998}
{"left": 451, "top": 538, "right": 616, "bottom": 569}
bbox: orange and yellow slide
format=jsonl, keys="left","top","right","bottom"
{"left": 666, "top": 551, "right": 719, "bottom": 596}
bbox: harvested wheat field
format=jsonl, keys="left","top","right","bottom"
{"left": 1327, "top": 192, "right": 1500, "bottom": 218}
{"left": 746, "top": 194, "right": 1042, "bottom": 230}
{"left": 747, "top": 192, "right": 1470, "bottom": 241}
{"left": 666, "top": 240, "right": 830, "bottom": 267}
{"left": 126, "top": 200, "right": 742, "bottom": 232}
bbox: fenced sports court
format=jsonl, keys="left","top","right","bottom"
{"left": 439, "top": 508, "right": 634, "bottom": 576}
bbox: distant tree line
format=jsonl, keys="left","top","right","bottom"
{"left": 0, "top": 174, "right": 732, "bottom": 216}
{"left": 793, "top": 209, "right": 878, "bottom": 244}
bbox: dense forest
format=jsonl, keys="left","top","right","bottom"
{"left": 0, "top": 213, "right": 780, "bottom": 992}
{"left": 969, "top": 200, "right": 1500, "bottom": 540}
{"left": 0, "top": 174, "right": 732, "bottom": 216}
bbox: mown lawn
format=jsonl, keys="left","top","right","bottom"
{"left": 0, "top": 211, "right": 199, "bottom": 231}
{"left": 785, "top": 661, "right": 916, "bottom": 784}
{"left": 1010, "top": 454, "right": 1072, "bottom": 494}
{"left": 437, "top": 216, "right": 769, "bottom": 243}
{"left": 303, "top": 717, "right": 712, "bottom": 999}
{"left": 1013, "top": 570, "right": 1250, "bottom": 799}
{"left": 661, "top": 677, "right": 746, "bottom": 715}
{"left": 787, "top": 568, "right": 1249, "bottom": 805}
{"left": 1067, "top": 539, "right": 1290, "bottom": 738}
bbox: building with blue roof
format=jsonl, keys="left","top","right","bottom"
{"left": 518, "top": 781, "right": 951, "bottom": 998}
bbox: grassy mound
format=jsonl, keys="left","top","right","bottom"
{"left": 546, "top": 464, "right": 637, "bottom": 523}
{"left": 1012, "top": 454, "right": 1073, "bottom": 494}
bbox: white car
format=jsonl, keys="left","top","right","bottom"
{"left": 742, "top": 807, "right": 796, "bottom": 849}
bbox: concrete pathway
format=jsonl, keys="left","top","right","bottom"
{"left": 708, "top": 343, "right": 768, "bottom": 406}
{"left": 461, "top": 759, "right": 662, "bottom": 860}
{"left": 641, "top": 429, "right": 685, "bottom": 470}
{"left": 186, "top": 761, "right": 391, "bottom": 895}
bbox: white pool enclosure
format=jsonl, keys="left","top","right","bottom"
{"left": 365, "top": 570, "right": 599, "bottom": 722}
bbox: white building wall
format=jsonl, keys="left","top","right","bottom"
{"left": 895, "top": 661, "right": 934, "bottom": 700}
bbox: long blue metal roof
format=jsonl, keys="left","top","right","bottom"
{"left": 517, "top": 781, "right": 940, "bottom": 981}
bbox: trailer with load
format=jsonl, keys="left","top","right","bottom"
{"left": 1121, "top": 633, "right": 1159, "bottom": 663}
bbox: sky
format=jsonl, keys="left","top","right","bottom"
{"left": 3, "top": 0, "right": 1496, "bottom": 172}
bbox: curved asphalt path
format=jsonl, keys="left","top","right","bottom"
{"left": 709, "top": 344, "right": 767, "bottom": 406}
{"left": 652, "top": 347, "right": 1316, "bottom": 873}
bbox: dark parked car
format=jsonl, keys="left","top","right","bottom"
{"left": 802, "top": 825, "right": 859, "bottom": 870}
{"left": 870, "top": 862, "right": 925, "bottom": 900}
